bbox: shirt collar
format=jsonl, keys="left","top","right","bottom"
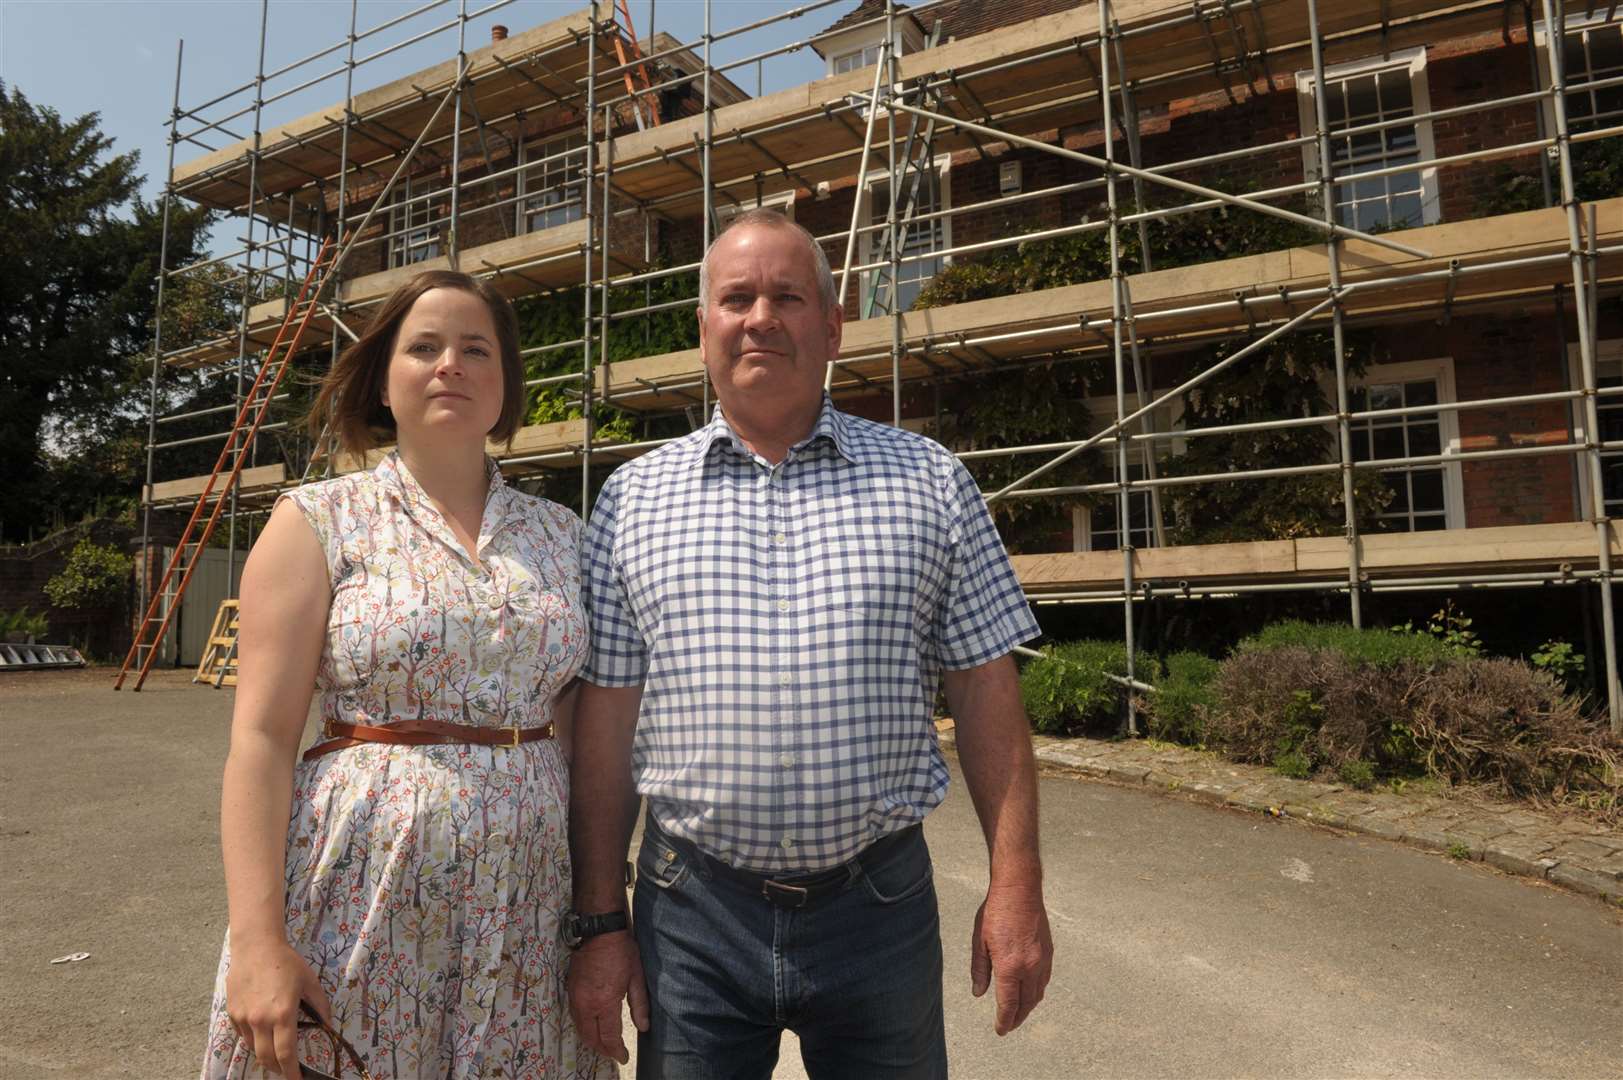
{"left": 691, "top": 394, "right": 861, "bottom": 468}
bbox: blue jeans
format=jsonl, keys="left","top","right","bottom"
{"left": 633, "top": 817, "right": 948, "bottom": 1080}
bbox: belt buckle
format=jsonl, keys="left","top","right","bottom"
{"left": 762, "top": 879, "right": 809, "bottom": 909}
{"left": 509, "top": 725, "right": 522, "bottom": 749}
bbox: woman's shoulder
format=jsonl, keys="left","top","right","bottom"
{"left": 282, "top": 469, "right": 380, "bottom": 511}
{"left": 505, "top": 489, "right": 583, "bottom": 538}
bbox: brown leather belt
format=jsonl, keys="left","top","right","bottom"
{"left": 302, "top": 718, "right": 555, "bottom": 761}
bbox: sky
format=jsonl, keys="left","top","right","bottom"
{"left": 1, "top": 0, "right": 832, "bottom": 248}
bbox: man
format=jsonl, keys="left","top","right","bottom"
{"left": 567, "top": 209, "right": 1052, "bottom": 1079}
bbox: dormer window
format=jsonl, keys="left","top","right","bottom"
{"left": 816, "top": 3, "right": 927, "bottom": 79}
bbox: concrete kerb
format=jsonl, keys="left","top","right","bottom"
{"left": 954, "top": 727, "right": 1623, "bottom": 908}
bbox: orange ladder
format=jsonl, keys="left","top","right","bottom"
{"left": 114, "top": 235, "right": 339, "bottom": 691}
{"left": 612, "top": 0, "right": 661, "bottom": 130}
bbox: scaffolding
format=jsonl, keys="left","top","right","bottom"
{"left": 138, "top": 0, "right": 1621, "bottom": 728}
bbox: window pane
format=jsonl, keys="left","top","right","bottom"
{"left": 1373, "top": 426, "right": 1405, "bottom": 460}
{"left": 1409, "top": 422, "right": 1441, "bottom": 458}
{"left": 1390, "top": 169, "right": 1421, "bottom": 194}
{"left": 1377, "top": 68, "right": 1414, "bottom": 112}
{"left": 1390, "top": 193, "right": 1423, "bottom": 227}
{"left": 1598, "top": 405, "right": 1623, "bottom": 444}
{"left": 1352, "top": 428, "right": 1372, "bottom": 462}
{"left": 1602, "top": 458, "right": 1623, "bottom": 507}
{"left": 1387, "top": 476, "right": 1411, "bottom": 512}
{"left": 1368, "top": 384, "right": 1402, "bottom": 412}
{"left": 1343, "top": 74, "right": 1378, "bottom": 119}
{"left": 1412, "top": 514, "right": 1447, "bottom": 531}
{"left": 1404, "top": 380, "right": 1438, "bottom": 407}
{"left": 1411, "top": 469, "right": 1445, "bottom": 512}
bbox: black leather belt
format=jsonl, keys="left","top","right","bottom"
{"left": 650, "top": 821, "right": 922, "bottom": 910}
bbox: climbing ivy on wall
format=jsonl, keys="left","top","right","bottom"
{"left": 512, "top": 265, "right": 701, "bottom": 443}
{"left": 913, "top": 195, "right": 1394, "bottom": 550}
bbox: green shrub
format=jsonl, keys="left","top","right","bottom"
{"left": 1396, "top": 602, "right": 1482, "bottom": 658}
{"left": 43, "top": 539, "right": 132, "bottom": 610}
{"left": 1237, "top": 620, "right": 1454, "bottom": 668}
{"left": 1019, "top": 640, "right": 1152, "bottom": 735}
{"left": 1144, "top": 651, "right": 1220, "bottom": 745}
{"left": 1530, "top": 639, "right": 1586, "bottom": 695}
{"left": 1208, "top": 622, "right": 1620, "bottom": 817}
{"left": 0, "top": 608, "right": 49, "bottom": 639}
{"left": 1338, "top": 759, "right": 1377, "bottom": 791}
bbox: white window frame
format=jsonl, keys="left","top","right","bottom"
{"left": 859, "top": 156, "right": 951, "bottom": 317}
{"left": 1567, "top": 337, "right": 1623, "bottom": 521}
{"left": 1296, "top": 47, "right": 1441, "bottom": 230}
{"left": 1345, "top": 357, "right": 1465, "bottom": 532}
{"left": 516, "top": 133, "right": 586, "bottom": 235}
{"left": 1072, "top": 394, "right": 1183, "bottom": 553}
{"left": 388, "top": 176, "right": 440, "bottom": 269}
{"left": 1534, "top": 12, "right": 1623, "bottom": 134}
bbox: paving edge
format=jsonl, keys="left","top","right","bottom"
{"left": 1025, "top": 741, "right": 1623, "bottom": 909}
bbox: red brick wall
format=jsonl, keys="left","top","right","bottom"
{"left": 1374, "top": 312, "right": 1578, "bottom": 528}
{"left": 1427, "top": 27, "right": 1545, "bottom": 224}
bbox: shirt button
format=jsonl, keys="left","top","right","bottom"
{"left": 777, "top": 672, "right": 792, "bottom": 686}
{"left": 776, "top": 599, "right": 790, "bottom": 613}
{"left": 780, "top": 836, "right": 795, "bottom": 850}
{"left": 778, "top": 752, "right": 797, "bottom": 768}
{"left": 773, "top": 532, "right": 787, "bottom": 545}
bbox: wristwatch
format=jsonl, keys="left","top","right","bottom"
{"left": 563, "top": 909, "right": 629, "bottom": 949}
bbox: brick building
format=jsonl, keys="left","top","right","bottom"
{"left": 145, "top": 1, "right": 1622, "bottom": 713}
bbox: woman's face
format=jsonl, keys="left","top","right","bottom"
{"left": 381, "top": 287, "right": 506, "bottom": 449}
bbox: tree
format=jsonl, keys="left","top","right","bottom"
{"left": 0, "top": 80, "right": 211, "bottom": 541}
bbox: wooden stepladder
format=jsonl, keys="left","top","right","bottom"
{"left": 193, "top": 599, "right": 240, "bottom": 688}
{"left": 115, "top": 233, "right": 341, "bottom": 692}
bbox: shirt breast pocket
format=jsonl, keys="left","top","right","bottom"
{"left": 822, "top": 518, "right": 920, "bottom": 611}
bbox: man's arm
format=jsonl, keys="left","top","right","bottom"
{"left": 943, "top": 653, "right": 1053, "bottom": 1036}
{"left": 567, "top": 680, "right": 647, "bottom": 1064}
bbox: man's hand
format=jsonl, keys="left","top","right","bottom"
{"left": 970, "top": 880, "right": 1053, "bottom": 1035}
{"left": 567, "top": 930, "right": 650, "bottom": 1064}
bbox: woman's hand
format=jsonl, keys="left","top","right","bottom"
{"left": 226, "top": 935, "right": 334, "bottom": 1078}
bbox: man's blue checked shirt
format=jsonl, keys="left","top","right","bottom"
{"left": 581, "top": 396, "right": 1040, "bottom": 873}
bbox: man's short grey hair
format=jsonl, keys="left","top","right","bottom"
{"left": 697, "top": 208, "right": 839, "bottom": 313}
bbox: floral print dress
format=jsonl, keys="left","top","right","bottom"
{"left": 202, "top": 453, "right": 613, "bottom": 1080}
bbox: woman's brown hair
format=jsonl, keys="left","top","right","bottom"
{"left": 308, "top": 269, "right": 525, "bottom": 454}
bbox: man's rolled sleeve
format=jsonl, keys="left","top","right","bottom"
{"left": 579, "top": 473, "right": 648, "bottom": 687}
{"left": 934, "top": 457, "right": 1042, "bottom": 669}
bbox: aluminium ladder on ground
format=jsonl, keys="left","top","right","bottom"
{"left": 114, "top": 234, "right": 340, "bottom": 692}
{"left": 0, "top": 642, "right": 86, "bottom": 671}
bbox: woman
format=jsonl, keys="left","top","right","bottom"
{"left": 202, "top": 270, "right": 612, "bottom": 1079}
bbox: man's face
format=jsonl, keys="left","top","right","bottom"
{"left": 697, "top": 223, "right": 843, "bottom": 417}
